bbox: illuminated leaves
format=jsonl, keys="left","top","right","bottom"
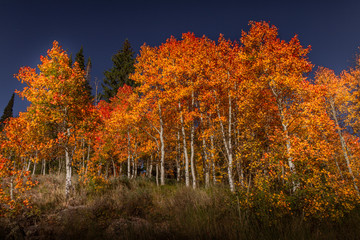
{"left": 1, "top": 23, "right": 360, "bottom": 219}
{"left": 0, "top": 155, "right": 35, "bottom": 217}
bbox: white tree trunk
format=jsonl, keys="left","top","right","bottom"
{"left": 190, "top": 92, "right": 197, "bottom": 189}
{"left": 26, "top": 158, "right": 31, "bottom": 172}
{"left": 32, "top": 160, "right": 37, "bottom": 176}
{"left": 148, "top": 154, "right": 153, "bottom": 178}
{"left": 190, "top": 122, "right": 196, "bottom": 189}
{"left": 210, "top": 134, "right": 217, "bottom": 185}
{"left": 179, "top": 101, "right": 190, "bottom": 187}
{"left": 269, "top": 81, "right": 297, "bottom": 192}
{"left": 201, "top": 115, "right": 210, "bottom": 188}
{"left": 10, "top": 178, "right": 13, "bottom": 200}
{"left": 127, "top": 131, "right": 131, "bottom": 179}
{"left": 65, "top": 147, "right": 72, "bottom": 200}
{"left": 134, "top": 157, "right": 138, "bottom": 178}
{"left": 42, "top": 159, "right": 46, "bottom": 175}
{"left": 330, "top": 98, "right": 360, "bottom": 196}
{"left": 277, "top": 102, "right": 297, "bottom": 192}
{"left": 176, "top": 131, "right": 181, "bottom": 182}
{"left": 216, "top": 92, "right": 235, "bottom": 192}
{"left": 156, "top": 164, "right": 159, "bottom": 186}
{"left": 159, "top": 104, "right": 165, "bottom": 185}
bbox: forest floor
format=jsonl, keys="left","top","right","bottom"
{"left": 1, "top": 174, "right": 360, "bottom": 240}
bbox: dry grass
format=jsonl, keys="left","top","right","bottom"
{"left": 1, "top": 174, "right": 360, "bottom": 239}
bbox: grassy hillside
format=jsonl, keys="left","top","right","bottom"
{"left": 1, "top": 174, "right": 360, "bottom": 240}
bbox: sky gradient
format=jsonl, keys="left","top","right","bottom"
{"left": 1, "top": 0, "right": 360, "bottom": 115}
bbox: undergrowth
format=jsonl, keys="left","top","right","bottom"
{"left": 1, "top": 174, "right": 360, "bottom": 239}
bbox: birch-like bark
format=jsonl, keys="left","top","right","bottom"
{"left": 201, "top": 114, "right": 210, "bottom": 188}
{"left": 98, "top": 163, "right": 102, "bottom": 176}
{"left": 26, "top": 158, "right": 31, "bottom": 172}
{"left": 215, "top": 92, "right": 235, "bottom": 192}
{"left": 227, "top": 93, "right": 234, "bottom": 192}
{"left": 65, "top": 146, "right": 72, "bottom": 199}
{"left": 270, "top": 85, "right": 296, "bottom": 173}
{"left": 146, "top": 158, "right": 149, "bottom": 177}
{"left": 42, "top": 159, "right": 46, "bottom": 175}
{"left": 127, "top": 131, "right": 131, "bottom": 179}
{"left": 202, "top": 137, "right": 210, "bottom": 188}
{"left": 32, "top": 151, "right": 38, "bottom": 176}
{"left": 159, "top": 103, "right": 165, "bottom": 185}
{"left": 208, "top": 113, "right": 216, "bottom": 184}
{"left": 148, "top": 154, "right": 153, "bottom": 178}
{"left": 281, "top": 110, "right": 295, "bottom": 170}
{"left": 179, "top": 101, "right": 190, "bottom": 187}
{"left": 32, "top": 161, "right": 36, "bottom": 176}
{"left": 134, "top": 156, "right": 138, "bottom": 178}
{"left": 278, "top": 102, "right": 298, "bottom": 192}
{"left": 156, "top": 164, "right": 159, "bottom": 186}
{"left": 141, "top": 111, "right": 163, "bottom": 182}
{"left": 210, "top": 134, "right": 216, "bottom": 184}
{"left": 131, "top": 156, "right": 135, "bottom": 178}
{"left": 134, "top": 143, "right": 138, "bottom": 178}
{"left": 329, "top": 98, "right": 360, "bottom": 196}
{"left": 10, "top": 178, "right": 13, "bottom": 200}
{"left": 176, "top": 131, "right": 181, "bottom": 182}
{"left": 190, "top": 92, "right": 196, "bottom": 189}
{"left": 269, "top": 81, "right": 297, "bottom": 192}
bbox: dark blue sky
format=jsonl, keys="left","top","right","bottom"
{"left": 1, "top": 0, "right": 360, "bottom": 115}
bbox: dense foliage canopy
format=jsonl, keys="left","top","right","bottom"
{"left": 1, "top": 21, "right": 360, "bottom": 219}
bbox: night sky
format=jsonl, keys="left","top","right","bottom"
{"left": 1, "top": 0, "right": 360, "bottom": 115}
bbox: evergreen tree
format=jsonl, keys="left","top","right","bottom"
{"left": 102, "top": 39, "right": 136, "bottom": 102}
{"left": 84, "top": 57, "right": 93, "bottom": 98}
{"left": 0, "top": 93, "right": 15, "bottom": 131}
{"left": 75, "top": 47, "right": 92, "bottom": 100}
{"left": 75, "top": 46, "right": 85, "bottom": 70}
{"left": 68, "top": 53, "right": 73, "bottom": 67}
